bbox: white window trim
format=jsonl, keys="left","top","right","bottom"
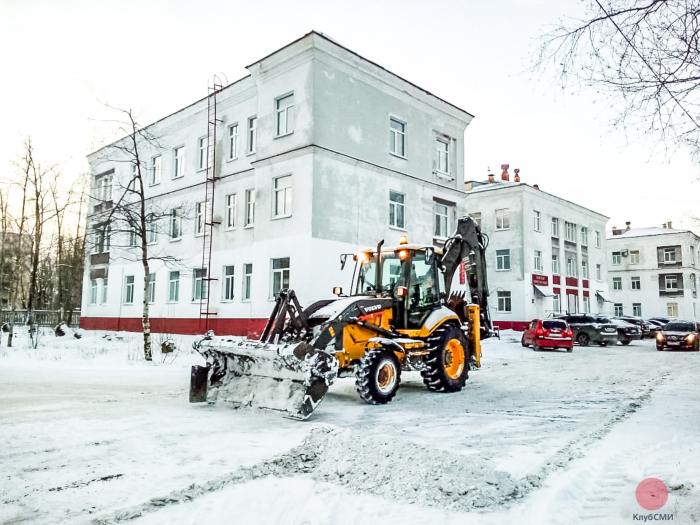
{"left": 246, "top": 116, "right": 257, "bottom": 155}
{"left": 242, "top": 263, "right": 253, "bottom": 302}
{"left": 244, "top": 189, "right": 255, "bottom": 228}
{"left": 194, "top": 202, "right": 205, "bottom": 237}
{"left": 197, "top": 136, "right": 208, "bottom": 172}
{"left": 612, "top": 277, "right": 623, "bottom": 290}
{"left": 434, "top": 135, "right": 450, "bottom": 177}
{"left": 169, "top": 209, "right": 182, "bottom": 242}
{"left": 388, "top": 190, "right": 406, "bottom": 230}
{"left": 222, "top": 265, "right": 235, "bottom": 302}
{"left": 495, "top": 209, "right": 510, "bottom": 231}
{"left": 497, "top": 291, "right": 512, "bottom": 313}
{"left": 496, "top": 250, "right": 511, "bottom": 272}
{"left": 167, "top": 271, "right": 180, "bottom": 303}
{"left": 272, "top": 175, "right": 293, "bottom": 219}
{"left": 227, "top": 122, "right": 239, "bottom": 161}
{"left": 225, "top": 193, "right": 237, "bottom": 230}
{"left": 150, "top": 155, "right": 162, "bottom": 186}
{"left": 389, "top": 115, "right": 407, "bottom": 159}
{"left": 173, "top": 145, "right": 185, "bottom": 179}
{"left": 123, "top": 276, "right": 135, "bottom": 305}
{"left": 269, "top": 258, "right": 291, "bottom": 300}
{"left": 274, "top": 92, "right": 295, "bottom": 138}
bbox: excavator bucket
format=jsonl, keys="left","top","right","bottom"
{"left": 191, "top": 336, "right": 338, "bottom": 420}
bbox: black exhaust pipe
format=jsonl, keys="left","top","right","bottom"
{"left": 375, "top": 239, "right": 384, "bottom": 297}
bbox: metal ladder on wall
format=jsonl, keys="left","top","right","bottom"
{"left": 199, "top": 77, "right": 224, "bottom": 331}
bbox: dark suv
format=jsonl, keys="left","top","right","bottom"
{"left": 556, "top": 314, "right": 619, "bottom": 346}
{"left": 595, "top": 316, "right": 642, "bottom": 345}
{"left": 615, "top": 316, "right": 651, "bottom": 338}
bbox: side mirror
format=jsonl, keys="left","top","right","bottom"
{"left": 340, "top": 254, "right": 348, "bottom": 270}
{"left": 424, "top": 248, "right": 435, "bottom": 264}
{"left": 395, "top": 286, "right": 408, "bottom": 299}
{"left": 332, "top": 286, "right": 343, "bottom": 296}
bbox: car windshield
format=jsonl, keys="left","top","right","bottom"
{"left": 665, "top": 321, "right": 695, "bottom": 332}
{"left": 543, "top": 320, "right": 566, "bottom": 330}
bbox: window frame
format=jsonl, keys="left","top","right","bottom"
{"left": 665, "top": 274, "right": 679, "bottom": 290}
{"left": 434, "top": 136, "right": 450, "bottom": 175}
{"left": 565, "top": 221, "right": 577, "bottom": 242}
{"left": 552, "top": 253, "right": 560, "bottom": 275}
{"left": 389, "top": 117, "right": 407, "bottom": 158}
{"left": 612, "top": 252, "right": 622, "bottom": 265}
{"left": 551, "top": 217, "right": 560, "bottom": 238}
{"left": 389, "top": 190, "right": 406, "bottom": 230}
{"left": 275, "top": 92, "right": 295, "bottom": 137}
{"left": 247, "top": 116, "right": 257, "bottom": 155}
{"left": 272, "top": 175, "right": 293, "bottom": 219}
{"left": 433, "top": 202, "right": 450, "bottom": 238}
{"left": 225, "top": 193, "right": 237, "bottom": 230}
{"left": 168, "top": 271, "right": 180, "bottom": 303}
{"left": 632, "top": 303, "right": 642, "bottom": 316}
{"left": 495, "top": 208, "right": 510, "bottom": 231}
{"left": 228, "top": 123, "right": 239, "bottom": 160}
{"left": 146, "top": 272, "right": 156, "bottom": 304}
{"left": 169, "top": 208, "right": 182, "bottom": 241}
{"left": 496, "top": 249, "right": 511, "bottom": 271}
{"left": 612, "top": 277, "right": 623, "bottom": 290}
{"left": 242, "top": 263, "right": 253, "bottom": 302}
{"left": 630, "top": 250, "right": 640, "bottom": 264}
{"left": 244, "top": 188, "right": 255, "bottom": 227}
{"left": 270, "top": 257, "right": 290, "bottom": 299}
{"left": 222, "top": 265, "right": 235, "bottom": 302}
{"left": 533, "top": 210, "right": 541, "bottom": 232}
{"left": 124, "top": 275, "right": 134, "bottom": 305}
{"left": 173, "top": 146, "right": 185, "bottom": 179}
{"left": 533, "top": 250, "right": 543, "bottom": 272}
{"left": 192, "top": 268, "right": 208, "bottom": 301}
{"left": 497, "top": 290, "right": 512, "bottom": 313}
{"left": 150, "top": 155, "right": 162, "bottom": 186}
{"left": 667, "top": 302, "right": 679, "bottom": 316}
{"left": 631, "top": 276, "right": 641, "bottom": 290}
{"left": 197, "top": 136, "right": 207, "bottom": 171}
{"left": 195, "top": 202, "right": 205, "bottom": 236}
{"left": 614, "top": 303, "right": 624, "bottom": 316}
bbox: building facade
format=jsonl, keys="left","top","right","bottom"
{"left": 607, "top": 224, "right": 700, "bottom": 320}
{"left": 464, "top": 167, "right": 610, "bottom": 330}
{"left": 81, "top": 31, "right": 474, "bottom": 336}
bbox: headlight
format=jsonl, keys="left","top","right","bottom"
{"left": 656, "top": 333, "right": 665, "bottom": 342}
{"left": 686, "top": 334, "right": 696, "bottom": 343}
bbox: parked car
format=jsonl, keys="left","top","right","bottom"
{"left": 656, "top": 320, "right": 700, "bottom": 351}
{"left": 646, "top": 319, "right": 665, "bottom": 338}
{"left": 597, "top": 316, "right": 642, "bottom": 345}
{"left": 555, "top": 314, "right": 619, "bottom": 346}
{"left": 521, "top": 319, "right": 574, "bottom": 352}
{"left": 615, "top": 316, "right": 651, "bottom": 338}
{"left": 649, "top": 317, "right": 672, "bottom": 326}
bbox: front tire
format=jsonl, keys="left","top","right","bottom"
{"left": 521, "top": 335, "right": 528, "bottom": 347}
{"left": 422, "top": 324, "right": 469, "bottom": 393}
{"left": 621, "top": 340, "right": 631, "bottom": 346}
{"left": 356, "top": 348, "right": 401, "bottom": 404}
{"left": 657, "top": 345, "right": 664, "bottom": 351}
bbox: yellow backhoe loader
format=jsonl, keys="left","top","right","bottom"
{"left": 190, "top": 216, "right": 493, "bottom": 419}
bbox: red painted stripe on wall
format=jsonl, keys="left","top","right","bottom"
{"left": 79, "top": 317, "right": 268, "bottom": 338}
{"left": 493, "top": 320, "right": 530, "bottom": 331}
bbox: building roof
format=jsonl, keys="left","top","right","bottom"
{"left": 607, "top": 227, "right": 695, "bottom": 240}
{"left": 90, "top": 30, "right": 472, "bottom": 157}
{"left": 464, "top": 180, "right": 609, "bottom": 220}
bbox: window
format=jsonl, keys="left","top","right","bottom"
{"left": 169, "top": 209, "right": 182, "bottom": 240}
{"left": 94, "top": 173, "right": 113, "bottom": 204}
{"left": 389, "top": 191, "right": 405, "bottom": 229}
{"left": 271, "top": 257, "right": 290, "bottom": 297}
{"left": 247, "top": 116, "right": 257, "bottom": 154}
{"left": 595, "top": 230, "right": 601, "bottom": 248}
{"left": 151, "top": 155, "right": 162, "bottom": 185}
{"left": 496, "top": 249, "right": 511, "bottom": 271}
{"left": 435, "top": 138, "right": 449, "bottom": 174}
{"left": 613, "top": 277, "right": 622, "bottom": 290}
{"left": 580, "top": 227, "right": 588, "bottom": 246}
{"left": 168, "top": 271, "right": 180, "bottom": 302}
{"left": 692, "top": 246, "right": 696, "bottom": 265}
{"left": 665, "top": 274, "right": 679, "bottom": 290}
{"left": 497, "top": 291, "right": 512, "bottom": 312}
{"left": 89, "top": 279, "right": 98, "bottom": 305}
{"left": 551, "top": 218, "right": 559, "bottom": 238}
{"left": 146, "top": 273, "right": 156, "bottom": 303}
{"left": 198, "top": 137, "right": 207, "bottom": 170}
{"left": 552, "top": 254, "right": 560, "bottom": 274}
{"left": 100, "top": 278, "right": 108, "bottom": 304}
{"left": 124, "top": 275, "right": 134, "bottom": 304}
{"left": 631, "top": 276, "right": 641, "bottom": 290}
{"left": 596, "top": 263, "right": 602, "bottom": 281}
{"left": 583, "top": 296, "right": 590, "bottom": 313}
{"left": 223, "top": 265, "right": 235, "bottom": 301}
{"left": 630, "top": 250, "right": 640, "bottom": 264}
{"left": 147, "top": 216, "right": 158, "bottom": 245}
{"left": 389, "top": 118, "right": 406, "bottom": 157}
{"left": 612, "top": 252, "right": 622, "bottom": 265}
{"left": 534, "top": 250, "right": 543, "bottom": 272}
{"left": 633, "top": 303, "right": 642, "bottom": 316}
{"left": 192, "top": 268, "right": 208, "bottom": 301}
{"left": 667, "top": 303, "right": 679, "bottom": 317}
{"left": 243, "top": 263, "right": 253, "bottom": 301}
{"left": 434, "top": 202, "right": 450, "bottom": 238}
{"left": 173, "top": 146, "right": 185, "bottom": 178}
{"left": 614, "top": 303, "right": 624, "bottom": 316}
{"left": 566, "top": 253, "right": 578, "bottom": 277}
{"left": 663, "top": 247, "right": 677, "bottom": 263}
{"left": 533, "top": 210, "right": 541, "bottom": 232}
{"left": 93, "top": 223, "right": 110, "bottom": 254}
{"left": 225, "top": 194, "right": 236, "bottom": 229}
{"left": 565, "top": 221, "right": 577, "bottom": 242}
{"left": 228, "top": 123, "right": 238, "bottom": 160}
{"left": 129, "top": 224, "right": 137, "bottom": 247}
{"left": 275, "top": 93, "right": 294, "bottom": 136}
{"left": 553, "top": 293, "right": 561, "bottom": 313}
{"left": 195, "top": 202, "right": 205, "bottom": 236}
{"left": 495, "top": 209, "right": 510, "bottom": 230}
{"left": 469, "top": 212, "right": 482, "bottom": 228}
{"left": 273, "top": 175, "right": 293, "bottom": 217}
{"left": 244, "top": 189, "right": 255, "bottom": 227}
{"left": 581, "top": 260, "right": 589, "bottom": 279}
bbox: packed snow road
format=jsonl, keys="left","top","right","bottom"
{"left": 1, "top": 331, "right": 699, "bottom": 524}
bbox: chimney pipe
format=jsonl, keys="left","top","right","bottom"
{"left": 612, "top": 226, "right": 623, "bottom": 236}
{"left": 514, "top": 168, "right": 520, "bottom": 183}
{"left": 625, "top": 221, "right": 631, "bottom": 231}
{"left": 487, "top": 168, "right": 495, "bottom": 183}
{"left": 533, "top": 183, "right": 540, "bottom": 190}
{"left": 500, "top": 163, "right": 510, "bottom": 182}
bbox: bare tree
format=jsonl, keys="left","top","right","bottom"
{"left": 90, "top": 108, "right": 183, "bottom": 361}
{"left": 538, "top": 0, "right": 700, "bottom": 154}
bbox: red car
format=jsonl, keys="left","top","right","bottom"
{"left": 521, "top": 319, "right": 574, "bottom": 352}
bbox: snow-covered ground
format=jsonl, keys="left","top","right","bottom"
{"left": 1, "top": 329, "right": 699, "bottom": 524}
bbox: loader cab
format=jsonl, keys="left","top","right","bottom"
{"left": 353, "top": 242, "right": 442, "bottom": 330}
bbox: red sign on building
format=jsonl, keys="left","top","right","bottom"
{"left": 532, "top": 274, "right": 549, "bottom": 286}
{"left": 565, "top": 277, "right": 578, "bottom": 287}
{"left": 553, "top": 275, "right": 561, "bottom": 285}
{"left": 582, "top": 279, "right": 589, "bottom": 289}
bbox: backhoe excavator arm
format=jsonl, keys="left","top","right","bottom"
{"left": 440, "top": 216, "right": 492, "bottom": 335}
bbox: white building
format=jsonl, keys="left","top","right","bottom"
{"left": 464, "top": 166, "right": 610, "bottom": 330}
{"left": 607, "top": 223, "right": 700, "bottom": 320}
{"left": 81, "top": 31, "right": 474, "bottom": 336}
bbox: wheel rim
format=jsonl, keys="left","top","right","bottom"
{"left": 444, "top": 338, "right": 465, "bottom": 379}
{"left": 579, "top": 334, "right": 589, "bottom": 345}
{"left": 376, "top": 360, "right": 397, "bottom": 394}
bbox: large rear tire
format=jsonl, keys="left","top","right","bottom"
{"left": 356, "top": 348, "right": 401, "bottom": 405}
{"left": 421, "top": 324, "right": 469, "bottom": 393}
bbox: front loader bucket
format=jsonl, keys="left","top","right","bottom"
{"left": 194, "top": 337, "right": 337, "bottom": 420}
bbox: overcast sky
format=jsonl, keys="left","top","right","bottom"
{"left": 1, "top": 0, "right": 698, "bottom": 232}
